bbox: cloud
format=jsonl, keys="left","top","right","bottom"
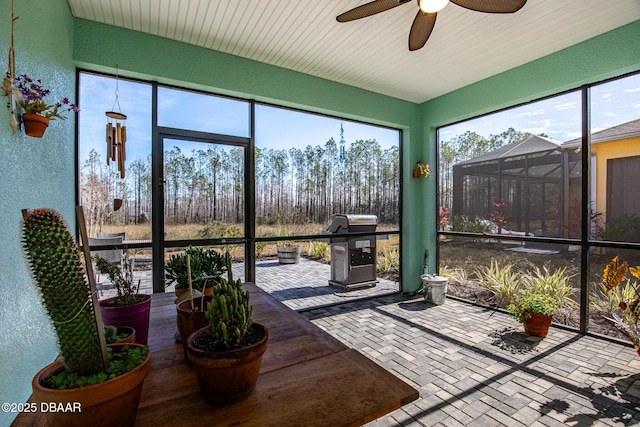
{"left": 514, "top": 109, "right": 545, "bottom": 118}
{"left": 554, "top": 102, "right": 577, "bottom": 111}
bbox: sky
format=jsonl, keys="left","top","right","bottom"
{"left": 439, "top": 73, "right": 640, "bottom": 143}
{"left": 78, "top": 73, "right": 400, "bottom": 170}
{"left": 79, "top": 71, "right": 640, "bottom": 170}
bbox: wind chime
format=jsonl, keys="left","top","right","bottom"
{"left": 339, "top": 122, "right": 346, "bottom": 177}
{"left": 105, "top": 69, "right": 127, "bottom": 178}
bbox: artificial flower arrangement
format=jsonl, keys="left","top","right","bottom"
{"left": 413, "top": 162, "right": 432, "bottom": 178}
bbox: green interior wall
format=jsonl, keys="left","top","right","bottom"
{"left": 0, "top": 1, "right": 76, "bottom": 424}
{"left": 416, "top": 19, "right": 640, "bottom": 292}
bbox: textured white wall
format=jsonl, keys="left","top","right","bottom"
{"left": 0, "top": 1, "right": 76, "bottom": 424}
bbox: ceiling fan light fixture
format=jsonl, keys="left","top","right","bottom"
{"left": 418, "top": 0, "right": 448, "bottom": 13}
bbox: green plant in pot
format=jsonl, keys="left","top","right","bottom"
{"left": 165, "top": 246, "right": 227, "bottom": 296}
{"left": 21, "top": 208, "right": 150, "bottom": 427}
{"left": 95, "top": 255, "right": 152, "bottom": 345}
{"left": 507, "top": 293, "right": 559, "bottom": 337}
{"left": 506, "top": 266, "right": 574, "bottom": 337}
{"left": 104, "top": 325, "right": 136, "bottom": 344}
{"left": 185, "top": 271, "right": 268, "bottom": 405}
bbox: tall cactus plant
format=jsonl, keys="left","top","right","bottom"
{"left": 22, "top": 208, "right": 107, "bottom": 375}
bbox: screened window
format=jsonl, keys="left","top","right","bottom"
{"left": 437, "top": 71, "right": 640, "bottom": 345}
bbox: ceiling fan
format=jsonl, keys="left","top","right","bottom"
{"left": 336, "top": 0, "right": 527, "bottom": 51}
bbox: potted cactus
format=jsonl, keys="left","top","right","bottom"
{"left": 104, "top": 325, "right": 136, "bottom": 344}
{"left": 21, "top": 208, "right": 150, "bottom": 427}
{"left": 185, "top": 270, "right": 268, "bottom": 405}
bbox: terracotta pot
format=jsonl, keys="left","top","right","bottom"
{"left": 186, "top": 323, "right": 268, "bottom": 405}
{"left": 22, "top": 113, "right": 50, "bottom": 138}
{"left": 176, "top": 296, "right": 212, "bottom": 363}
{"left": 31, "top": 343, "right": 151, "bottom": 427}
{"left": 523, "top": 313, "right": 553, "bottom": 337}
{"left": 99, "top": 295, "right": 151, "bottom": 345}
{"left": 115, "top": 326, "right": 136, "bottom": 344}
{"left": 176, "top": 287, "right": 211, "bottom": 297}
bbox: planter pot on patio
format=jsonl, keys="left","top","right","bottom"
{"left": 523, "top": 313, "right": 553, "bottom": 337}
{"left": 277, "top": 246, "right": 300, "bottom": 264}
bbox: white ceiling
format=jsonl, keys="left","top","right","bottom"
{"left": 67, "top": 0, "right": 640, "bottom": 104}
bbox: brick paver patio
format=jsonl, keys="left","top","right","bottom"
{"left": 103, "top": 257, "right": 640, "bottom": 426}
{"left": 303, "top": 295, "right": 640, "bottom": 426}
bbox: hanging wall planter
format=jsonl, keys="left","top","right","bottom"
{"left": 413, "top": 162, "right": 432, "bottom": 179}
{"left": 4, "top": 2, "right": 78, "bottom": 136}
{"left": 22, "top": 113, "right": 49, "bottom": 138}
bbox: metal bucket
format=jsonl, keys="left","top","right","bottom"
{"left": 420, "top": 275, "right": 448, "bottom": 305}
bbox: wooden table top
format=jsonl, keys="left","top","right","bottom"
{"left": 13, "top": 283, "right": 418, "bottom": 426}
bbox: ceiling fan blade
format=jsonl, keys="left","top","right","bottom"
{"left": 408, "top": 11, "right": 437, "bottom": 51}
{"left": 450, "top": 0, "right": 526, "bottom": 13}
{"left": 337, "top": 0, "right": 411, "bottom": 23}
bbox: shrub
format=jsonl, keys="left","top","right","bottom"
{"left": 255, "top": 240, "right": 268, "bottom": 258}
{"left": 439, "top": 265, "right": 468, "bottom": 284}
{"left": 522, "top": 266, "right": 575, "bottom": 308}
{"left": 308, "top": 241, "right": 330, "bottom": 261}
{"left": 199, "top": 221, "right": 242, "bottom": 239}
{"left": 474, "top": 260, "right": 522, "bottom": 307}
{"left": 451, "top": 214, "right": 492, "bottom": 233}
{"left": 377, "top": 248, "right": 399, "bottom": 274}
{"left": 598, "top": 214, "right": 640, "bottom": 242}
